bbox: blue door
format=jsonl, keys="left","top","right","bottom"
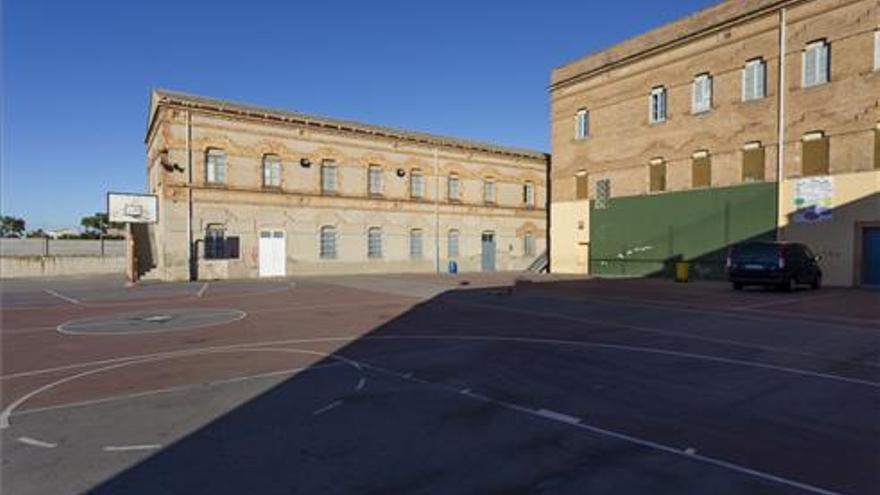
{"left": 481, "top": 232, "right": 496, "bottom": 272}
{"left": 862, "top": 227, "right": 880, "bottom": 287}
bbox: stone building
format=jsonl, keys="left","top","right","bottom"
{"left": 549, "top": 0, "right": 879, "bottom": 286}
{"left": 144, "top": 90, "right": 548, "bottom": 281}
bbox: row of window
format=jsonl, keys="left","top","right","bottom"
{"left": 574, "top": 32, "right": 880, "bottom": 138}
{"left": 319, "top": 227, "right": 536, "bottom": 259}
{"left": 204, "top": 151, "right": 537, "bottom": 207}
{"left": 574, "top": 128, "right": 875, "bottom": 200}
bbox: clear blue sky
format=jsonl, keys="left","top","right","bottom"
{"left": 3, "top": 0, "right": 715, "bottom": 229}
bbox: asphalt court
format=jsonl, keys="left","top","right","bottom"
{"left": 1, "top": 273, "right": 877, "bottom": 494}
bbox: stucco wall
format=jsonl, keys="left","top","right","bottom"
{"left": 549, "top": 201, "right": 589, "bottom": 274}
{"left": 0, "top": 256, "right": 125, "bottom": 278}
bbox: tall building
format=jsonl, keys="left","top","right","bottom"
{"left": 549, "top": 0, "right": 880, "bottom": 287}
{"left": 144, "top": 90, "right": 548, "bottom": 281}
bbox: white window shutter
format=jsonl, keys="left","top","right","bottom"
{"left": 742, "top": 65, "right": 751, "bottom": 101}
{"left": 803, "top": 47, "right": 815, "bottom": 86}
{"left": 757, "top": 60, "right": 765, "bottom": 97}
{"left": 875, "top": 30, "right": 880, "bottom": 71}
{"left": 818, "top": 43, "right": 829, "bottom": 83}
{"left": 692, "top": 79, "right": 700, "bottom": 111}
{"left": 705, "top": 76, "right": 712, "bottom": 109}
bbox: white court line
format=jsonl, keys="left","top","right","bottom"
{"left": 0, "top": 346, "right": 364, "bottom": 429}
{"left": 197, "top": 282, "right": 209, "bottom": 298}
{"left": 356, "top": 377, "right": 366, "bottom": 391}
{"left": 457, "top": 299, "right": 880, "bottom": 369}
{"left": 535, "top": 408, "right": 581, "bottom": 425}
{"left": 368, "top": 360, "right": 842, "bottom": 495}
{"left": 734, "top": 292, "right": 841, "bottom": 310}
{"left": 11, "top": 362, "right": 343, "bottom": 418}
{"left": 103, "top": 444, "right": 161, "bottom": 452}
{"left": 312, "top": 400, "right": 343, "bottom": 416}
{"left": 56, "top": 309, "right": 247, "bottom": 336}
{"left": 43, "top": 289, "right": 81, "bottom": 305}
{"left": 17, "top": 436, "right": 57, "bottom": 448}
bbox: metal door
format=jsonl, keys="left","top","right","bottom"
{"left": 259, "top": 230, "right": 286, "bottom": 277}
{"left": 481, "top": 232, "right": 496, "bottom": 272}
{"left": 862, "top": 227, "right": 880, "bottom": 287}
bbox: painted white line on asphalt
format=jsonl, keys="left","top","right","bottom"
{"left": 17, "top": 436, "right": 57, "bottom": 448}
{"left": 55, "top": 309, "right": 247, "bottom": 336}
{"left": 43, "top": 289, "right": 81, "bottom": 305}
{"left": 312, "top": 400, "right": 343, "bottom": 416}
{"left": 685, "top": 447, "right": 697, "bottom": 455}
{"left": 103, "top": 444, "right": 161, "bottom": 452}
{"left": 0, "top": 346, "right": 364, "bottom": 429}
{"left": 535, "top": 408, "right": 581, "bottom": 425}
{"left": 356, "top": 377, "right": 366, "bottom": 391}
{"left": 12, "top": 362, "right": 344, "bottom": 417}
{"left": 735, "top": 292, "right": 841, "bottom": 310}
{"left": 197, "top": 282, "right": 209, "bottom": 298}
{"left": 370, "top": 360, "right": 842, "bottom": 495}
{"left": 458, "top": 299, "right": 880, "bottom": 369}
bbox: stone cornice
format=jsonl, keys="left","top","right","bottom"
{"left": 147, "top": 89, "right": 550, "bottom": 163}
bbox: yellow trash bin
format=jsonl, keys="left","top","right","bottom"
{"left": 675, "top": 262, "right": 690, "bottom": 283}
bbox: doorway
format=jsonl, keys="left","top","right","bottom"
{"left": 481, "top": 231, "right": 496, "bottom": 272}
{"left": 259, "top": 229, "right": 286, "bottom": 277}
{"left": 860, "top": 226, "right": 880, "bottom": 287}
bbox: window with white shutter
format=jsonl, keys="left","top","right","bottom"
{"left": 742, "top": 59, "right": 766, "bottom": 101}
{"left": 803, "top": 40, "right": 829, "bottom": 87}
{"left": 574, "top": 108, "right": 589, "bottom": 140}
{"left": 692, "top": 74, "right": 712, "bottom": 113}
{"left": 263, "top": 154, "right": 281, "bottom": 188}
{"left": 649, "top": 87, "right": 667, "bottom": 123}
{"left": 205, "top": 149, "right": 226, "bottom": 184}
{"left": 368, "top": 165, "right": 383, "bottom": 195}
{"left": 874, "top": 30, "right": 880, "bottom": 72}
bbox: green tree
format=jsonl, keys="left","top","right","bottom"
{"left": 0, "top": 216, "right": 26, "bottom": 238}
{"left": 80, "top": 213, "right": 122, "bottom": 236}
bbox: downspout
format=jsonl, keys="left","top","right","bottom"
{"left": 187, "top": 110, "right": 194, "bottom": 280}
{"left": 434, "top": 146, "right": 440, "bottom": 273}
{"left": 775, "top": 7, "right": 787, "bottom": 241}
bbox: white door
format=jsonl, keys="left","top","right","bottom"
{"left": 259, "top": 230, "right": 286, "bottom": 277}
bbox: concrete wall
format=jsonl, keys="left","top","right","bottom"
{"left": 0, "top": 256, "right": 125, "bottom": 278}
{"left": 0, "top": 239, "right": 125, "bottom": 257}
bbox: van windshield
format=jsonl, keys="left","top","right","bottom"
{"left": 731, "top": 243, "right": 779, "bottom": 262}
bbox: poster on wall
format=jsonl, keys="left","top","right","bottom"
{"left": 792, "top": 176, "right": 833, "bottom": 223}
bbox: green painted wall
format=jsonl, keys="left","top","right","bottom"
{"left": 589, "top": 183, "right": 777, "bottom": 279}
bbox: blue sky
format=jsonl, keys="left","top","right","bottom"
{"left": 3, "top": 0, "right": 715, "bottom": 229}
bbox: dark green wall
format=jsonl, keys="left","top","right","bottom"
{"left": 589, "top": 183, "right": 777, "bottom": 279}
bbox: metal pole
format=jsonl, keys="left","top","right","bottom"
{"left": 44, "top": 237, "right": 49, "bottom": 256}
{"left": 433, "top": 146, "right": 440, "bottom": 274}
{"left": 776, "top": 7, "right": 787, "bottom": 240}
{"left": 187, "top": 110, "right": 194, "bottom": 280}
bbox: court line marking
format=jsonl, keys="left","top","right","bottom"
{"left": 103, "top": 444, "right": 161, "bottom": 452}
{"left": 356, "top": 377, "right": 366, "bottom": 391}
{"left": 11, "top": 363, "right": 344, "bottom": 417}
{"left": 4, "top": 333, "right": 876, "bottom": 389}
{"left": 197, "top": 282, "right": 209, "bottom": 298}
{"left": 312, "top": 400, "right": 343, "bottom": 416}
{"left": 0, "top": 346, "right": 364, "bottom": 429}
{"left": 17, "top": 436, "right": 57, "bottom": 448}
{"left": 455, "top": 298, "right": 880, "bottom": 369}
{"left": 366, "top": 361, "right": 842, "bottom": 495}
{"left": 56, "top": 309, "right": 247, "bottom": 336}
{"left": 543, "top": 291, "right": 879, "bottom": 329}
{"left": 43, "top": 289, "right": 81, "bottom": 306}
{"left": 734, "top": 292, "right": 842, "bottom": 310}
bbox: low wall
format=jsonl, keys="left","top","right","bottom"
{"left": 0, "top": 256, "right": 125, "bottom": 278}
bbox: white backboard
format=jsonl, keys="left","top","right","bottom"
{"left": 107, "top": 193, "right": 158, "bottom": 223}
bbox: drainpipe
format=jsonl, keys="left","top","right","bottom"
{"left": 187, "top": 110, "right": 194, "bottom": 280}
{"left": 775, "top": 7, "right": 787, "bottom": 241}
{"left": 433, "top": 146, "right": 440, "bottom": 273}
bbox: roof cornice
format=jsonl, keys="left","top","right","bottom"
{"left": 146, "top": 89, "right": 549, "bottom": 162}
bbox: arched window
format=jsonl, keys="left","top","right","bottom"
{"left": 205, "top": 148, "right": 226, "bottom": 184}
{"left": 320, "top": 226, "right": 337, "bottom": 259}
{"left": 447, "top": 229, "right": 460, "bottom": 259}
{"left": 367, "top": 227, "right": 382, "bottom": 259}
{"left": 263, "top": 154, "right": 281, "bottom": 188}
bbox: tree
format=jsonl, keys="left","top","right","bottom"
{"left": 0, "top": 216, "right": 26, "bottom": 238}
{"left": 80, "top": 212, "right": 122, "bottom": 236}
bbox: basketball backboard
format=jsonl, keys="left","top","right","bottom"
{"left": 107, "top": 192, "right": 158, "bottom": 223}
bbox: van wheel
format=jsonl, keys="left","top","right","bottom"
{"left": 811, "top": 275, "right": 822, "bottom": 290}
{"left": 779, "top": 277, "right": 795, "bottom": 292}
{"left": 732, "top": 282, "right": 743, "bottom": 291}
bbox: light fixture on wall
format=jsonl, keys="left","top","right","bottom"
{"left": 300, "top": 158, "right": 312, "bottom": 168}
{"left": 160, "top": 149, "right": 184, "bottom": 173}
